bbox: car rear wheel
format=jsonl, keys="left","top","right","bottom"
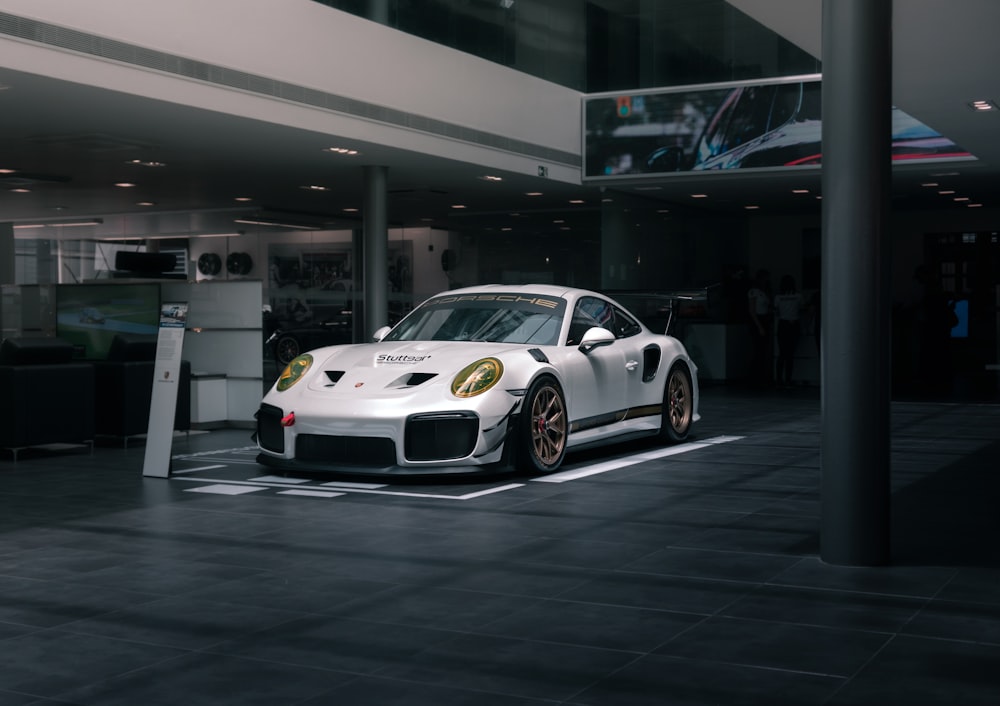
{"left": 660, "top": 364, "right": 692, "bottom": 443}
{"left": 275, "top": 335, "right": 301, "bottom": 366}
{"left": 516, "top": 376, "right": 567, "bottom": 473}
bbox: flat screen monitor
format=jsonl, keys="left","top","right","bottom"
{"left": 56, "top": 283, "right": 161, "bottom": 359}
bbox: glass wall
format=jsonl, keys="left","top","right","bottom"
{"left": 312, "top": 0, "right": 820, "bottom": 92}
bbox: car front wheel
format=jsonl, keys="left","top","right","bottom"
{"left": 659, "top": 364, "right": 692, "bottom": 443}
{"left": 516, "top": 376, "right": 567, "bottom": 473}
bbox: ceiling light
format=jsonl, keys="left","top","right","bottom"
{"left": 301, "top": 185, "right": 329, "bottom": 191}
{"left": 745, "top": 205, "right": 760, "bottom": 210}
{"left": 792, "top": 189, "right": 809, "bottom": 194}
{"left": 525, "top": 192, "right": 543, "bottom": 197}
{"left": 324, "top": 147, "right": 360, "bottom": 155}
{"left": 9, "top": 187, "right": 30, "bottom": 193}
{"left": 969, "top": 99, "right": 997, "bottom": 112}
{"left": 451, "top": 204, "right": 466, "bottom": 209}
{"left": 114, "top": 182, "right": 136, "bottom": 188}
{"left": 342, "top": 207, "right": 359, "bottom": 213}
{"left": 657, "top": 209, "right": 669, "bottom": 214}
{"left": 968, "top": 203, "right": 983, "bottom": 208}
{"left": 691, "top": 194, "right": 708, "bottom": 198}
{"left": 126, "top": 159, "right": 166, "bottom": 167}
{"left": 136, "top": 201, "right": 156, "bottom": 207}
{"left": 234, "top": 196, "right": 253, "bottom": 202}
{"left": 569, "top": 199, "right": 585, "bottom": 204}
{"left": 12, "top": 218, "right": 104, "bottom": 228}
{"left": 0, "top": 168, "right": 16, "bottom": 174}
{"left": 501, "top": 227, "right": 512, "bottom": 231}
{"left": 921, "top": 182, "right": 939, "bottom": 187}
{"left": 954, "top": 197, "right": 970, "bottom": 202}
{"left": 234, "top": 217, "right": 320, "bottom": 230}
{"left": 480, "top": 175, "right": 503, "bottom": 182}
{"left": 938, "top": 190, "right": 955, "bottom": 195}
{"left": 553, "top": 219, "right": 565, "bottom": 224}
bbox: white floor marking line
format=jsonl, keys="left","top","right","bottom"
{"left": 250, "top": 475, "right": 312, "bottom": 484}
{"left": 171, "top": 464, "right": 227, "bottom": 474}
{"left": 277, "top": 489, "right": 346, "bottom": 498}
{"left": 320, "top": 481, "right": 388, "bottom": 490}
{"left": 533, "top": 435, "right": 745, "bottom": 483}
{"left": 184, "top": 484, "right": 266, "bottom": 495}
{"left": 171, "top": 476, "right": 525, "bottom": 500}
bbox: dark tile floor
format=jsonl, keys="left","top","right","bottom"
{"left": 1, "top": 385, "right": 999, "bottom": 705}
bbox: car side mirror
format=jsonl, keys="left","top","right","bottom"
{"left": 578, "top": 327, "right": 615, "bottom": 353}
{"left": 372, "top": 325, "right": 391, "bottom": 342}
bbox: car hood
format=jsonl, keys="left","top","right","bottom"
{"left": 298, "top": 340, "right": 539, "bottom": 392}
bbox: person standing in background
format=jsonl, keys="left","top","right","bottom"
{"left": 774, "top": 275, "right": 803, "bottom": 388}
{"left": 747, "top": 269, "right": 773, "bottom": 387}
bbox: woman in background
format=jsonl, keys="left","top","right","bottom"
{"left": 774, "top": 275, "right": 803, "bottom": 387}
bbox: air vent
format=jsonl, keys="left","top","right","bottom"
{"left": 324, "top": 371, "right": 345, "bottom": 386}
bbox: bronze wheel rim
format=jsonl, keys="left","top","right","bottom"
{"left": 668, "top": 370, "right": 691, "bottom": 434}
{"left": 531, "top": 384, "right": 566, "bottom": 465}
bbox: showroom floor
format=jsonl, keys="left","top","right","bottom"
{"left": 0, "top": 386, "right": 999, "bottom": 705}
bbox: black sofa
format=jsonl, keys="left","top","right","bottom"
{"left": 0, "top": 337, "right": 96, "bottom": 460}
{"left": 93, "top": 334, "right": 191, "bottom": 443}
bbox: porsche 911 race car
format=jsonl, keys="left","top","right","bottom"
{"left": 255, "top": 284, "right": 699, "bottom": 475}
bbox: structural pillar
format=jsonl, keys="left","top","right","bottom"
{"left": 0, "top": 223, "right": 13, "bottom": 285}
{"left": 362, "top": 165, "right": 389, "bottom": 337}
{"left": 820, "top": 0, "right": 892, "bottom": 565}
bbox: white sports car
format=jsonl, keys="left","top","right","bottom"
{"left": 255, "top": 284, "right": 699, "bottom": 475}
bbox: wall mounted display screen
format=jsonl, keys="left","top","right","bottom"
{"left": 583, "top": 75, "right": 973, "bottom": 180}
{"left": 56, "top": 283, "right": 161, "bottom": 359}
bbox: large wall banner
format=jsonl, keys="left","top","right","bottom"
{"left": 583, "top": 74, "right": 973, "bottom": 180}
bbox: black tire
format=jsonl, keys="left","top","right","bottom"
{"left": 659, "top": 364, "right": 693, "bottom": 443}
{"left": 516, "top": 376, "right": 567, "bottom": 473}
{"left": 275, "top": 335, "right": 301, "bottom": 366}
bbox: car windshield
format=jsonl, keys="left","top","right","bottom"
{"left": 384, "top": 293, "right": 567, "bottom": 345}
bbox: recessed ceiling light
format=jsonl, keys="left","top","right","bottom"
{"left": 234, "top": 196, "right": 253, "bottom": 202}
{"left": 969, "top": 99, "right": 997, "bottom": 111}
{"left": 324, "top": 147, "right": 359, "bottom": 155}
{"left": 921, "top": 182, "right": 939, "bottom": 187}
{"left": 420, "top": 217, "right": 434, "bottom": 222}
{"left": 301, "top": 185, "right": 329, "bottom": 191}
{"left": 553, "top": 219, "right": 565, "bottom": 224}
{"left": 501, "top": 227, "right": 512, "bottom": 231}
{"left": 114, "top": 182, "right": 136, "bottom": 188}
{"left": 938, "top": 190, "right": 955, "bottom": 195}
{"left": 480, "top": 175, "right": 503, "bottom": 182}
{"left": 569, "top": 199, "right": 585, "bottom": 204}
{"left": 126, "top": 159, "right": 166, "bottom": 167}
{"left": 745, "top": 205, "right": 760, "bottom": 210}
{"left": 691, "top": 194, "right": 708, "bottom": 198}
{"left": 525, "top": 192, "right": 543, "bottom": 197}
{"left": 792, "top": 189, "right": 809, "bottom": 194}
{"left": 657, "top": 209, "right": 669, "bottom": 214}
{"left": 10, "top": 187, "right": 30, "bottom": 193}
{"left": 451, "top": 204, "right": 466, "bottom": 209}
{"left": 0, "top": 168, "right": 16, "bottom": 174}
{"left": 968, "top": 203, "right": 983, "bottom": 208}
{"left": 954, "top": 196, "right": 970, "bottom": 202}
{"left": 342, "top": 207, "right": 359, "bottom": 213}
{"left": 136, "top": 201, "right": 156, "bottom": 207}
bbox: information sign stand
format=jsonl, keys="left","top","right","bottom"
{"left": 142, "top": 302, "right": 188, "bottom": 478}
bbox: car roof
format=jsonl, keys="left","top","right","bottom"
{"left": 436, "top": 284, "right": 601, "bottom": 300}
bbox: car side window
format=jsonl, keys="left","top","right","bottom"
{"left": 567, "top": 297, "right": 640, "bottom": 344}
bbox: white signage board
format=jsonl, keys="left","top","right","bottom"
{"left": 142, "top": 302, "right": 188, "bottom": 478}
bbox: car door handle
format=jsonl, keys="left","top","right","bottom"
{"left": 626, "top": 360, "right": 639, "bottom": 371}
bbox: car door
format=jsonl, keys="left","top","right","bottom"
{"left": 560, "top": 297, "right": 628, "bottom": 429}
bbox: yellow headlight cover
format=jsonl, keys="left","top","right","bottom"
{"left": 451, "top": 358, "right": 503, "bottom": 398}
{"left": 276, "top": 353, "right": 313, "bottom": 392}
